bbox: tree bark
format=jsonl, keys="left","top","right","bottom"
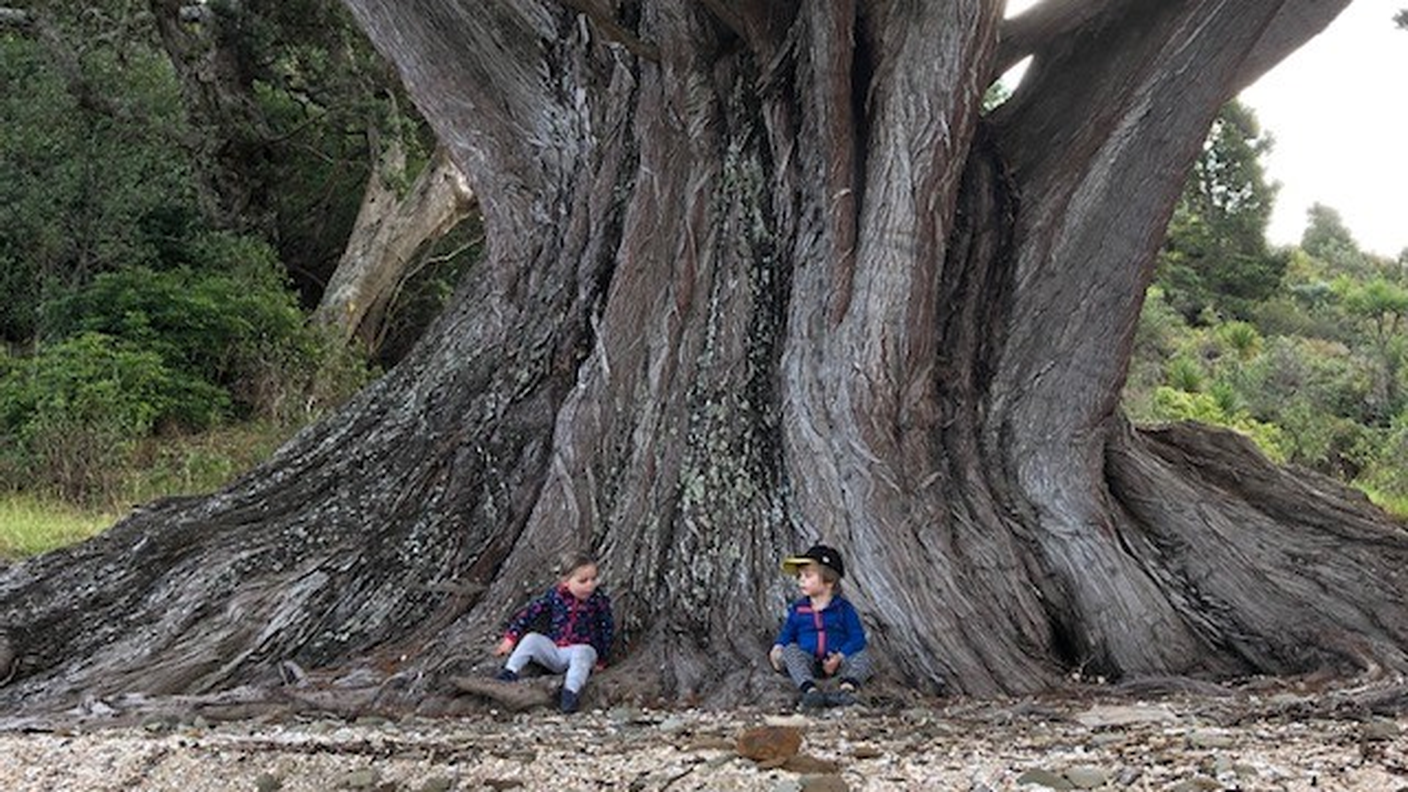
{"left": 1, "top": 0, "right": 1405, "bottom": 719}
{"left": 313, "top": 142, "right": 477, "bottom": 353}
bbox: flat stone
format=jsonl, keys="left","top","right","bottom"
{"left": 737, "top": 725, "right": 802, "bottom": 764}
{"left": 798, "top": 774, "right": 848, "bottom": 792}
{"left": 1188, "top": 729, "right": 1235, "bottom": 749}
{"left": 1073, "top": 704, "right": 1178, "bottom": 728}
{"left": 1361, "top": 719, "right": 1400, "bottom": 741}
{"left": 1064, "top": 766, "right": 1108, "bottom": 789}
{"left": 1016, "top": 768, "right": 1073, "bottom": 789}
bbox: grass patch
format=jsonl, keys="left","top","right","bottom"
{"left": 1358, "top": 484, "right": 1408, "bottom": 521}
{"left": 1, "top": 420, "right": 298, "bottom": 558}
{"left": 0, "top": 493, "right": 117, "bottom": 558}
{"left": 124, "top": 420, "right": 292, "bottom": 504}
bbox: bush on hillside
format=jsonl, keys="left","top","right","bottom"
{"left": 0, "top": 332, "right": 225, "bottom": 502}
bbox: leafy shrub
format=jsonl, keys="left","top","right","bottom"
{"left": 1148, "top": 386, "right": 1285, "bottom": 462}
{"left": 1165, "top": 356, "right": 1206, "bottom": 393}
{"left": 1355, "top": 411, "right": 1408, "bottom": 502}
{"left": 38, "top": 233, "right": 360, "bottom": 422}
{"left": 0, "top": 332, "right": 224, "bottom": 502}
{"left": 1215, "top": 321, "right": 1262, "bottom": 361}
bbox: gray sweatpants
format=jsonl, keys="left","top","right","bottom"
{"left": 778, "top": 643, "right": 874, "bottom": 689}
{"left": 504, "top": 632, "right": 598, "bottom": 693}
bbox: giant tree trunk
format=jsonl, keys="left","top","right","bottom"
{"left": 2, "top": 0, "right": 1406, "bottom": 718}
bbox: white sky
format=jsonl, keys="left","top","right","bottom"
{"left": 1004, "top": 1, "right": 1408, "bottom": 258}
{"left": 1240, "top": 1, "right": 1408, "bottom": 257}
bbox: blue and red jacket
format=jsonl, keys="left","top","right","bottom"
{"left": 774, "top": 596, "right": 867, "bottom": 659}
{"left": 503, "top": 585, "right": 615, "bottom": 662}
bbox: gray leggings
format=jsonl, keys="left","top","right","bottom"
{"left": 504, "top": 632, "right": 598, "bottom": 693}
{"left": 778, "top": 643, "right": 874, "bottom": 688}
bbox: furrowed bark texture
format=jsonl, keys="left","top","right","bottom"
{"left": 1, "top": 0, "right": 1404, "bottom": 717}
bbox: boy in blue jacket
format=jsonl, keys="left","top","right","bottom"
{"left": 769, "top": 544, "right": 873, "bottom": 709}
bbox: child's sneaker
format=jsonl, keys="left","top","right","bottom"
{"left": 494, "top": 668, "right": 519, "bottom": 682}
{"left": 827, "top": 689, "right": 857, "bottom": 707}
{"left": 799, "top": 686, "right": 827, "bottom": 710}
{"left": 828, "top": 680, "right": 859, "bottom": 707}
{"left": 560, "top": 688, "right": 581, "bottom": 713}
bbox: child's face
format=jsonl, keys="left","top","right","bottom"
{"left": 797, "top": 564, "right": 833, "bottom": 598}
{"left": 564, "top": 563, "right": 599, "bottom": 601}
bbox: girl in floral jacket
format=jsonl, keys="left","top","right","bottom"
{"left": 493, "top": 553, "right": 614, "bottom": 713}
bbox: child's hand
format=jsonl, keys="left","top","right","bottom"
{"left": 768, "top": 645, "right": 783, "bottom": 672}
{"left": 493, "top": 637, "right": 515, "bottom": 656}
{"left": 822, "top": 652, "right": 843, "bottom": 676}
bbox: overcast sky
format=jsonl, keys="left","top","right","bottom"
{"left": 1003, "top": 1, "right": 1408, "bottom": 258}
{"left": 1239, "top": 0, "right": 1408, "bottom": 257}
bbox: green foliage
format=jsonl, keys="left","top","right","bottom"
{"left": 0, "top": 2, "right": 397, "bottom": 523}
{"left": 1165, "top": 356, "right": 1206, "bottom": 393}
{"left": 1214, "top": 320, "right": 1262, "bottom": 360}
{"left": 41, "top": 236, "right": 310, "bottom": 413}
{"left": 0, "top": 233, "right": 373, "bottom": 501}
{"left": 1300, "top": 203, "right": 1372, "bottom": 275}
{"left": 0, "top": 331, "right": 219, "bottom": 502}
{"left": 1155, "top": 101, "right": 1284, "bottom": 323}
{"left": 0, "top": 34, "right": 196, "bottom": 342}
{"left": 1147, "top": 387, "right": 1286, "bottom": 462}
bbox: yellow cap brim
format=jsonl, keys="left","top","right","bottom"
{"left": 780, "top": 556, "right": 813, "bottom": 574}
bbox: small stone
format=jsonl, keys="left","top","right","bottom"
{"left": 783, "top": 754, "right": 841, "bottom": 774}
{"left": 1074, "top": 704, "right": 1177, "bottom": 728}
{"left": 339, "top": 768, "right": 381, "bottom": 790}
{"left": 1016, "top": 768, "right": 1073, "bottom": 789}
{"left": 1063, "top": 766, "right": 1107, "bottom": 789}
{"left": 141, "top": 716, "right": 176, "bottom": 733}
{"left": 763, "top": 714, "right": 811, "bottom": 728}
{"left": 1267, "top": 693, "right": 1307, "bottom": 707}
{"left": 797, "top": 774, "right": 848, "bottom": 792}
{"left": 606, "top": 707, "right": 637, "bottom": 724}
{"left": 1361, "top": 719, "right": 1401, "bottom": 741}
{"left": 1188, "top": 729, "right": 1234, "bottom": 749}
{"left": 418, "top": 778, "right": 453, "bottom": 792}
{"left": 657, "top": 716, "right": 689, "bottom": 734}
{"left": 254, "top": 773, "right": 283, "bottom": 792}
{"left": 850, "top": 744, "right": 883, "bottom": 759}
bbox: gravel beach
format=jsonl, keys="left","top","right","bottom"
{"left": 0, "top": 687, "right": 1402, "bottom": 791}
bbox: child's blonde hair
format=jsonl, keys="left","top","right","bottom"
{"left": 556, "top": 551, "right": 598, "bottom": 579}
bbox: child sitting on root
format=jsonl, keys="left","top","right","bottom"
{"left": 493, "top": 552, "right": 614, "bottom": 713}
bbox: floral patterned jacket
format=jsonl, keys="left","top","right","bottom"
{"left": 502, "top": 584, "right": 615, "bottom": 662}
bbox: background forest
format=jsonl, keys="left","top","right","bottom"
{"left": 2, "top": 1, "right": 1406, "bottom": 553}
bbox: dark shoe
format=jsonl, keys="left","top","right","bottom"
{"left": 827, "top": 688, "right": 857, "bottom": 707}
{"left": 829, "top": 679, "right": 859, "bottom": 707}
{"left": 560, "top": 688, "right": 581, "bottom": 713}
{"left": 799, "top": 686, "right": 827, "bottom": 710}
{"left": 494, "top": 668, "right": 519, "bottom": 682}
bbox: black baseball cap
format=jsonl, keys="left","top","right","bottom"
{"left": 781, "top": 544, "right": 845, "bottom": 578}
